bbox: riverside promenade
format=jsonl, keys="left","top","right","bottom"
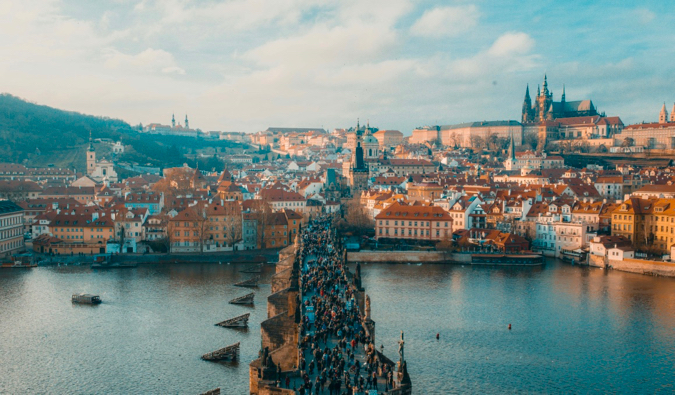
{"left": 249, "top": 216, "right": 412, "bottom": 394}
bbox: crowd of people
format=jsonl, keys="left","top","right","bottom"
{"left": 287, "top": 216, "right": 398, "bottom": 395}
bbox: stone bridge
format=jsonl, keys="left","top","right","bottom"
{"left": 249, "top": 227, "right": 412, "bottom": 395}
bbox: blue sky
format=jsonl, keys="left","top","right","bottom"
{"left": 0, "top": 0, "right": 673, "bottom": 134}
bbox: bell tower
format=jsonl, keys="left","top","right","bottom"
{"left": 86, "top": 131, "right": 96, "bottom": 176}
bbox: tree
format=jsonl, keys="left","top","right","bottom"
{"left": 343, "top": 198, "right": 374, "bottom": 236}
{"left": 487, "top": 132, "right": 499, "bottom": 151}
{"left": 523, "top": 133, "right": 538, "bottom": 150}
{"left": 622, "top": 137, "right": 634, "bottom": 148}
{"left": 435, "top": 233, "right": 455, "bottom": 261}
{"left": 450, "top": 132, "right": 460, "bottom": 148}
{"left": 597, "top": 144, "right": 608, "bottom": 153}
{"left": 223, "top": 203, "right": 243, "bottom": 250}
{"left": 470, "top": 135, "right": 485, "bottom": 150}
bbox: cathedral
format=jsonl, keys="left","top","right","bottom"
{"left": 522, "top": 75, "right": 598, "bottom": 123}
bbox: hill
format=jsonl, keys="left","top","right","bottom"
{"left": 0, "top": 93, "right": 133, "bottom": 163}
{"left": 0, "top": 94, "right": 250, "bottom": 172}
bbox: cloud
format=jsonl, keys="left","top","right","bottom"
{"left": 102, "top": 48, "right": 185, "bottom": 75}
{"left": 488, "top": 32, "right": 535, "bottom": 57}
{"left": 242, "top": 24, "right": 398, "bottom": 67}
{"left": 410, "top": 5, "right": 480, "bottom": 38}
{"left": 633, "top": 8, "right": 655, "bottom": 24}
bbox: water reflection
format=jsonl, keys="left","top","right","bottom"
{"left": 1, "top": 261, "right": 674, "bottom": 394}
{"left": 360, "top": 259, "right": 675, "bottom": 394}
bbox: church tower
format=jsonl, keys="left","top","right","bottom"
{"left": 185, "top": 115, "right": 189, "bottom": 129}
{"left": 522, "top": 84, "right": 534, "bottom": 123}
{"left": 670, "top": 103, "right": 675, "bottom": 122}
{"left": 536, "top": 74, "right": 553, "bottom": 122}
{"left": 505, "top": 129, "right": 517, "bottom": 171}
{"left": 659, "top": 103, "right": 668, "bottom": 124}
{"left": 349, "top": 121, "right": 369, "bottom": 195}
{"left": 172, "top": 113, "right": 176, "bottom": 128}
{"left": 86, "top": 132, "right": 96, "bottom": 176}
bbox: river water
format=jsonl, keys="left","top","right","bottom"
{"left": 1, "top": 260, "right": 674, "bottom": 394}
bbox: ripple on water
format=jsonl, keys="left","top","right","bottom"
{"left": 1, "top": 260, "right": 674, "bottom": 394}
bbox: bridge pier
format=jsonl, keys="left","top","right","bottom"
{"left": 249, "top": 222, "right": 411, "bottom": 394}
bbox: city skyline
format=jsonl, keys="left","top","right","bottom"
{"left": 1, "top": 0, "right": 674, "bottom": 133}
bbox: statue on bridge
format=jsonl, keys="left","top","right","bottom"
{"left": 398, "top": 331, "right": 405, "bottom": 363}
{"left": 365, "top": 294, "right": 371, "bottom": 321}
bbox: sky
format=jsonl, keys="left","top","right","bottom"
{"left": 1, "top": 0, "right": 674, "bottom": 134}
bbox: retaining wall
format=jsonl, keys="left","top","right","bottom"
{"left": 347, "top": 250, "right": 472, "bottom": 263}
{"left": 609, "top": 258, "right": 675, "bottom": 277}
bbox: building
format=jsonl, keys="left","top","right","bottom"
{"left": 202, "top": 200, "right": 243, "bottom": 252}
{"left": 373, "top": 130, "right": 403, "bottom": 150}
{"left": 410, "top": 121, "right": 522, "bottom": 147}
{"left": 375, "top": 202, "right": 453, "bottom": 241}
{"left": 375, "top": 159, "right": 435, "bottom": 176}
{"left": 407, "top": 182, "right": 444, "bottom": 201}
{"left": 143, "top": 114, "right": 198, "bottom": 136}
{"left": 259, "top": 188, "right": 307, "bottom": 213}
{"left": 124, "top": 192, "right": 164, "bottom": 215}
{"left": 85, "top": 134, "right": 118, "bottom": 183}
{"left": 504, "top": 150, "right": 564, "bottom": 171}
{"left": 0, "top": 200, "right": 25, "bottom": 258}
{"left": 168, "top": 208, "right": 203, "bottom": 253}
{"left": 521, "top": 75, "right": 598, "bottom": 123}
{"left": 610, "top": 197, "right": 654, "bottom": 243}
{"left": 612, "top": 104, "right": 675, "bottom": 149}
{"left": 0, "top": 180, "right": 42, "bottom": 201}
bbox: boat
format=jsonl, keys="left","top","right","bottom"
{"left": 470, "top": 253, "right": 544, "bottom": 266}
{"left": 1, "top": 262, "right": 38, "bottom": 269}
{"left": 216, "top": 313, "right": 250, "bottom": 328}
{"left": 240, "top": 263, "right": 262, "bottom": 273}
{"left": 234, "top": 276, "right": 259, "bottom": 288}
{"left": 201, "top": 342, "right": 240, "bottom": 361}
{"left": 72, "top": 293, "right": 102, "bottom": 304}
{"left": 91, "top": 262, "right": 138, "bottom": 269}
{"left": 229, "top": 293, "right": 254, "bottom": 305}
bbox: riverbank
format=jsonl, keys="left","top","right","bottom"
{"left": 347, "top": 250, "right": 544, "bottom": 265}
{"left": 33, "top": 249, "right": 282, "bottom": 266}
{"left": 588, "top": 254, "right": 675, "bottom": 277}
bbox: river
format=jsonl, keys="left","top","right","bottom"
{"left": 0, "top": 260, "right": 673, "bottom": 394}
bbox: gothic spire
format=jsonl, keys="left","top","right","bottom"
{"left": 508, "top": 129, "right": 515, "bottom": 161}
{"left": 524, "top": 84, "right": 531, "bottom": 100}
{"left": 561, "top": 84, "right": 566, "bottom": 102}
{"left": 542, "top": 74, "right": 549, "bottom": 95}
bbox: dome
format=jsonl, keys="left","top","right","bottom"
{"left": 364, "top": 134, "right": 379, "bottom": 144}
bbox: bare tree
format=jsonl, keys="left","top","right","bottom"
{"left": 344, "top": 198, "right": 374, "bottom": 236}
{"left": 470, "top": 135, "right": 485, "bottom": 150}
{"left": 224, "top": 203, "right": 243, "bottom": 249}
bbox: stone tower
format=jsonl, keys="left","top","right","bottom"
{"left": 349, "top": 121, "right": 369, "bottom": 194}
{"left": 86, "top": 132, "right": 96, "bottom": 176}
{"left": 671, "top": 103, "right": 675, "bottom": 122}
{"left": 659, "top": 103, "right": 668, "bottom": 124}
